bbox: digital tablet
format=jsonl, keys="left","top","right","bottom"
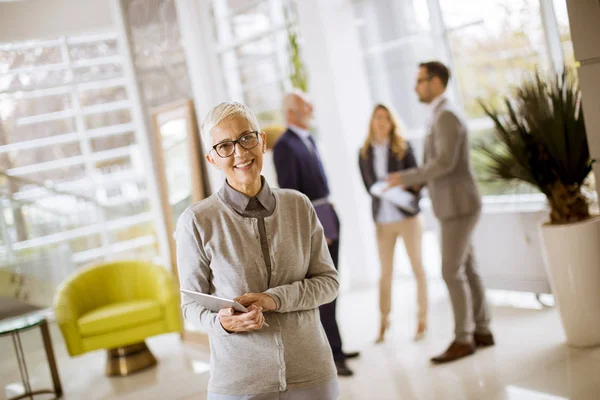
{"left": 370, "top": 181, "right": 419, "bottom": 214}
{"left": 180, "top": 289, "right": 249, "bottom": 313}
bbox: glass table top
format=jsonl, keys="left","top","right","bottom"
{"left": 0, "top": 309, "right": 53, "bottom": 336}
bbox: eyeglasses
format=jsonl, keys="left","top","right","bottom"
{"left": 416, "top": 77, "right": 432, "bottom": 85}
{"left": 211, "top": 131, "right": 260, "bottom": 158}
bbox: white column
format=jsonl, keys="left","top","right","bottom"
{"left": 427, "top": 0, "right": 462, "bottom": 108}
{"left": 540, "top": 0, "right": 564, "bottom": 74}
{"left": 360, "top": 3, "right": 394, "bottom": 106}
{"left": 109, "top": 0, "right": 171, "bottom": 267}
{"left": 175, "top": 0, "right": 228, "bottom": 193}
{"left": 294, "top": 0, "right": 377, "bottom": 289}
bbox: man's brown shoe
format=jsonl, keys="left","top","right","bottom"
{"left": 474, "top": 332, "right": 495, "bottom": 347}
{"left": 430, "top": 341, "right": 476, "bottom": 364}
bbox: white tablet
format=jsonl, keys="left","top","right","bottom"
{"left": 369, "top": 181, "right": 387, "bottom": 197}
{"left": 180, "top": 289, "right": 249, "bottom": 313}
{"left": 369, "top": 182, "right": 419, "bottom": 214}
{"left": 381, "top": 187, "right": 419, "bottom": 214}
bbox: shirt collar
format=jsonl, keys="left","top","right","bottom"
{"left": 220, "top": 176, "right": 275, "bottom": 215}
{"left": 288, "top": 124, "right": 311, "bottom": 141}
{"left": 372, "top": 140, "right": 389, "bottom": 152}
{"left": 429, "top": 94, "right": 447, "bottom": 113}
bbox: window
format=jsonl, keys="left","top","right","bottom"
{"left": 211, "top": 0, "right": 299, "bottom": 127}
{"left": 0, "top": 33, "right": 159, "bottom": 303}
{"left": 441, "top": 0, "right": 547, "bottom": 120}
{"left": 353, "top": 0, "right": 573, "bottom": 197}
{"left": 354, "top": 0, "right": 436, "bottom": 132}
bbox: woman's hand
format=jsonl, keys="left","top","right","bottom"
{"left": 218, "top": 304, "right": 265, "bottom": 333}
{"left": 234, "top": 293, "right": 278, "bottom": 312}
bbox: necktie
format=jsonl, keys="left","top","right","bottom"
{"left": 307, "top": 135, "right": 329, "bottom": 190}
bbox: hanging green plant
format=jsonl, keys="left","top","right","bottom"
{"left": 284, "top": 4, "right": 308, "bottom": 92}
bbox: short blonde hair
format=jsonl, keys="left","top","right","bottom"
{"left": 201, "top": 102, "right": 261, "bottom": 152}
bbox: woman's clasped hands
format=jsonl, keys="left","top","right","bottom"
{"left": 218, "top": 304, "right": 265, "bottom": 333}
{"left": 218, "top": 293, "right": 277, "bottom": 333}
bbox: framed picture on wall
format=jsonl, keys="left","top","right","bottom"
{"left": 150, "top": 98, "right": 209, "bottom": 345}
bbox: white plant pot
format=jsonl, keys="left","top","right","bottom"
{"left": 539, "top": 216, "right": 600, "bottom": 347}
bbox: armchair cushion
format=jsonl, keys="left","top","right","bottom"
{"left": 54, "top": 260, "right": 183, "bottom": 357}
{"left": 78, "top": 299, "right": 162, "bottom": 337}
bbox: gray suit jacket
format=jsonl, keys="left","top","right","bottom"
{"left": 400, "top": 98, "right": 481, "bottom": 221}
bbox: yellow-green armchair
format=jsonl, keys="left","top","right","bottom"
{"left": 53, "top": 260, "right": 182, "bottom": 376}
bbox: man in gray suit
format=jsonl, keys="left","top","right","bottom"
{"left": 387, "top": 61, "right": 494, "bottom": 364}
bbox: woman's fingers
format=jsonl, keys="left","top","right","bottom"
{"left": 251, "top": 311, "right": 266, "bottom": 330}
{"left": 217, "top": 308, "right": 236, "bottom": 332}
{"left": 218, "top": 303, "right": 267, "bottom": 332}
{"left": 235, "top": 293, "right": 260, "bottom": 306}
{"left": 218, "top": 307, "right": 234, "bottom": 318}
{"left": 236, "top": 308, "right": 265, "bottom": 331}
{"left": 246, "top": 303, "right": 261, "bottom": 312}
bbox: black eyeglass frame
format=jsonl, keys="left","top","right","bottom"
{"left": 211, "top": 131, "right": 260, "bottom": 158}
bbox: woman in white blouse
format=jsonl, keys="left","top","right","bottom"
{"left": 358, "top": 104, "right": 429, "bottom": 343}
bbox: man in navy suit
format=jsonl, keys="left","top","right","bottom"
{"left": 273, "top": 91, "right": 359, "bottom": 377}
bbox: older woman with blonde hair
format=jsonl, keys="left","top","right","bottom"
{"left": 358, "top": 104, "right": 429, "bottom": 343}
{"left": 176, "top": 102, "right": 340, "bottom": 399}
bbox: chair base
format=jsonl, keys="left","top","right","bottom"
{"left": 105, "top": 341, "right": 157, "bottom": 377}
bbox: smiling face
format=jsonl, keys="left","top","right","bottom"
{"left": 206, "top": 116, "right": 267, "bottom": 196}
{"left": 371, "top": 107, "right": 393, "bottom": 143}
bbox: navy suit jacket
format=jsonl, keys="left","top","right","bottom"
{"left": 273, "top": 129, "right": 330, "bottom": 201}
{"left": 273, "top": 128, "right": 339, "bottom": 239}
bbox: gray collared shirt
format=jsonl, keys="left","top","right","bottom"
{"left": 221, "top": 177, "right": 276, "bottom": 285}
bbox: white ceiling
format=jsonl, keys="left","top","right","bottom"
{"left": 0, "top": 0, "right": 114, "bottom": 44}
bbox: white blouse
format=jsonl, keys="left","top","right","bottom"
{"left": 371, "top": 142, "right": 405, "bottom": 224}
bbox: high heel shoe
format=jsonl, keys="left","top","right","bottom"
{"left": 375, "top": 317, "right": 389, "bottom": 344}
{"left": 413, "top": 321, "right": 427, "bottom": 342}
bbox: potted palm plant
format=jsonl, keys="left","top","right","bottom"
{"left": 475, "top": 69, "right": 600, "bottom": 347}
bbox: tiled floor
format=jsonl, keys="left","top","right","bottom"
{"left": 2, "top": 280, "right": 599, "bottom": 400}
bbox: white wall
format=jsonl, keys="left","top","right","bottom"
{"left": 0, "top": 0, "right": 113, "bottom": 43}
{"left": 566, "top": 0, "right": 600, "bottom": 203}
{"left": 473, "top": 204, "right": 550, "bottom": 294}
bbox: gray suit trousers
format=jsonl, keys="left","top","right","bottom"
{"left": 440, "top": 213, "right": 491, "bottom": 343}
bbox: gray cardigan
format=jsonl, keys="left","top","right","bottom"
{"left": 175, "top": 187, "right": 339, "bottom": 395}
